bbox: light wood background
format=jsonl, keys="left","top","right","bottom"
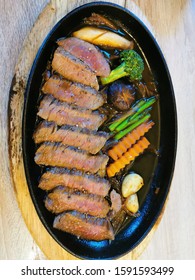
{"left": 0, "top": 0, "right": 195, "bottom": 260}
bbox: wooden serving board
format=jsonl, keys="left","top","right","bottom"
{"left": 8, "top": 0, "right": 166, "bottom": 260}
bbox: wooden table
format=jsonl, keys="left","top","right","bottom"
{"left": 0, "top": 0, "right": 195, "bottom": 260}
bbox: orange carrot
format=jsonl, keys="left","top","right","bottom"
{"left": 108, "top": 121, "right": 154, "bottom": 161}
{"left": 107, "top": 137, "right": 150, "bottom": 177}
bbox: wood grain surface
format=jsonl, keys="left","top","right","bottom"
{"left": 0, "top": 0, "right": 195, "bottom": 260}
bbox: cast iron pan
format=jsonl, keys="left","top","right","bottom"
{"left": 23, "top": 2, "right": 177, "bottom": 259}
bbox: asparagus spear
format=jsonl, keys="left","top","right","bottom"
{"left": 108, "top": 99, "right": 145, "bottom": 131}
{"left": 115, "top": 107, "right": 152, "bottom": 132}
{"left": 109, "top": 96, "right": 157, "bottom": 132}
{"left": 114, "top": 113, "right": 151, "bottom": 140}
{"left": 129, "top": 96, "right": 157, "bottom": 121}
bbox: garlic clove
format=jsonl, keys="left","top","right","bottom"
{"left": 122, "top": 173, "right": 144, "bottom": 198}
{"left": 125, "top": 193, "right": 139, "bottom": 213}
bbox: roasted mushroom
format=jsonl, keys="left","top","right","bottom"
{"left": 107, "top": 80, "right": 135, "bottom": 111}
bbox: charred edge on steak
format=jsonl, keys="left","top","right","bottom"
{"left": 34, "top": 142, "right": 109, "bottom": 176}
{"left": 37, "top": 95, "right": 106, "bottom": 130}
{"left": 42, "top": 75, "right": 105, "bottom": 110}
{"left": 53, "top": 210, "right": 114, "bottom": 241}
{"left": 33, "top": 120, "right": 109, "bottom": 154}
{"left": 45, "top": 186, "right": 110, "bottom": 217}
{"left": 51, "top": 47, "right": 99, "bottom": 90}
{"left": 38, "top": 167, "right": 111, "bottom": 196}
{"left": 57, "top": 37, "right": 111, "bottom": 77}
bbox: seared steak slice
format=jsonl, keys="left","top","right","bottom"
{"left": 33, "top": 121, "right": 109, "bottom": 154}
{"left": 38, "top": 167, "right": 110, "bottom": 196}
{"left": 57, "top": 37, "right": 110, "bottom": 77}
{"left": 37, "top": 95, "right": 106, "bottom": 130}
{"left": 52, "top": 47, "right": 99, "bottom": 90}
{"left": 53, "top": 211, "right": 114, "bottom": 241}
{"left": 35, "top": 142, "right": 109, "bottom": 176}
{"left": 45, "top": 186, "right": 110, "bottom": 217}
{"left": 42, "top": 76, "right": 104, "bottom": 110}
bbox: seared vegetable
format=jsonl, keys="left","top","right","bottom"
{"left": 114, "top": 113, "right": 151, "bottom": 140}
{"left": 101, "top": 50, "right": 144, "bottom": 85}
{"left": 122, "top": 173, "right": 144, "bottom": 198}
{"left": 115, "top": 107, "right": 151, "bottom": 132}
{"left": 84, "top": 13, "right": 118, "bottom": 30}
{"left": 124, "top": 193, "right": 139, "bottom": 213}
{"left": 107, "top": 137, "right": 150, "bottom": 177}
{"left": 73, "top": 27, "right": 133, "bottom": 49}
{"left": 108, "top": 96, "right": 156, "bottom": 132}
{"left": 135, "top": 81, "right": 158, "bottom": 97}
{"left": 108, "top": 81, "right": 135, "bottom": 111}
{"left": 111, "top": 209, "right": 126, "bottom": 234}
{"left": 108, "top": 121, "right": 154, "bottom": 160}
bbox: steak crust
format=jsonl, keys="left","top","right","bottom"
{"left": 38, "top": 167, "right": 110, "bottom": 196}
{"left": 45, "top": 186, "right": 110, "bottom": 217}
{"left": 53, "top": 211, "right": 114, "bottom": 241}
{"left": 37, "top": 95, "right": 106, "bottom": 130}
{"left": 33, "top": 121, "right": 109, "bottom": 154}
{"left": 35, "top": 142, "right": 109, "bottom": 176}
{"left": 42, "top": 75, "right": 104, "bottom": 110}
{"left": 57, "top": 37, "right": 110, "bottom": 77}
{"left": 52, "top": 47, "right": 99, "bottom": 90}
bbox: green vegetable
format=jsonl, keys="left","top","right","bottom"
{"left": 130, "top": 96, "right": 156, "bottom": 121}
{"left": 115, "top": 107, "right": 152, "bottom": 132}
{"left": 101, "top": 49, "right": 144, "bottom": 85}
{"left": 114, "top": 113, "right": 151, "bottom": 140}
{"left": 108, "top": 99, "right": 145, "bottom": 132}
{"left": 109, "top": 96, "right": 157, "bottom": 132}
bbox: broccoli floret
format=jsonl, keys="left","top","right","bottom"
{"left": 101, "top": 49, "right": 144, "bottom": 85}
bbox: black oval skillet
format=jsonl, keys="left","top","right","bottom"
{"left": 23, "top": 2, "right": 177, "bottom": 259}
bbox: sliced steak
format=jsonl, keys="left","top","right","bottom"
{"left": 33, "top": 121, "right": 109, "bottom": 154}
{"left": 35, "top": 142, "right": 109, "bottom": 176}
{"left": 52, "top": 47, "right": 99, "bottom": 90}
{"left": 42, "top": 76, "right": 104, "bottom": 110}
{"left": 53, "top": 211, "right": 114, "bottom": 241}
{"left": 45, "top": 186, "right": 110, "bottom": 217}
{"left": 57, "top": 37, "right": 110, "bottom": 77}
{"left": 37, "top": 95, "right": 106, "bottom": 130}
{"left": 38, "top": 167, "right": 110, "bottom": 196}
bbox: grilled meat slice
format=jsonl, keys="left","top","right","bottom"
{"left": 37, "top": 95, "right": 106, "bottom": 130}
{"left": 52, "top": 47, "right": 99, "bottom": 90}
{"left": 42, "top": 76, "right": 104, "bottom": 110}
{"left": 45, "top": 186, "right": 110, "bottom": 217}
{"left": 57, "top": 37, "right": 110, "bottom": 77}
{"left": 33, "top": 121, "right": 109, "bottom": 154}
{"left": 38, "top": 167, "right": 110, "bottom": 196}
{"left": 35, "top": 142, "right": 109, "bottom": 176}
{"left": 53, "top": 211, "right": 114, "bottom": 241}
